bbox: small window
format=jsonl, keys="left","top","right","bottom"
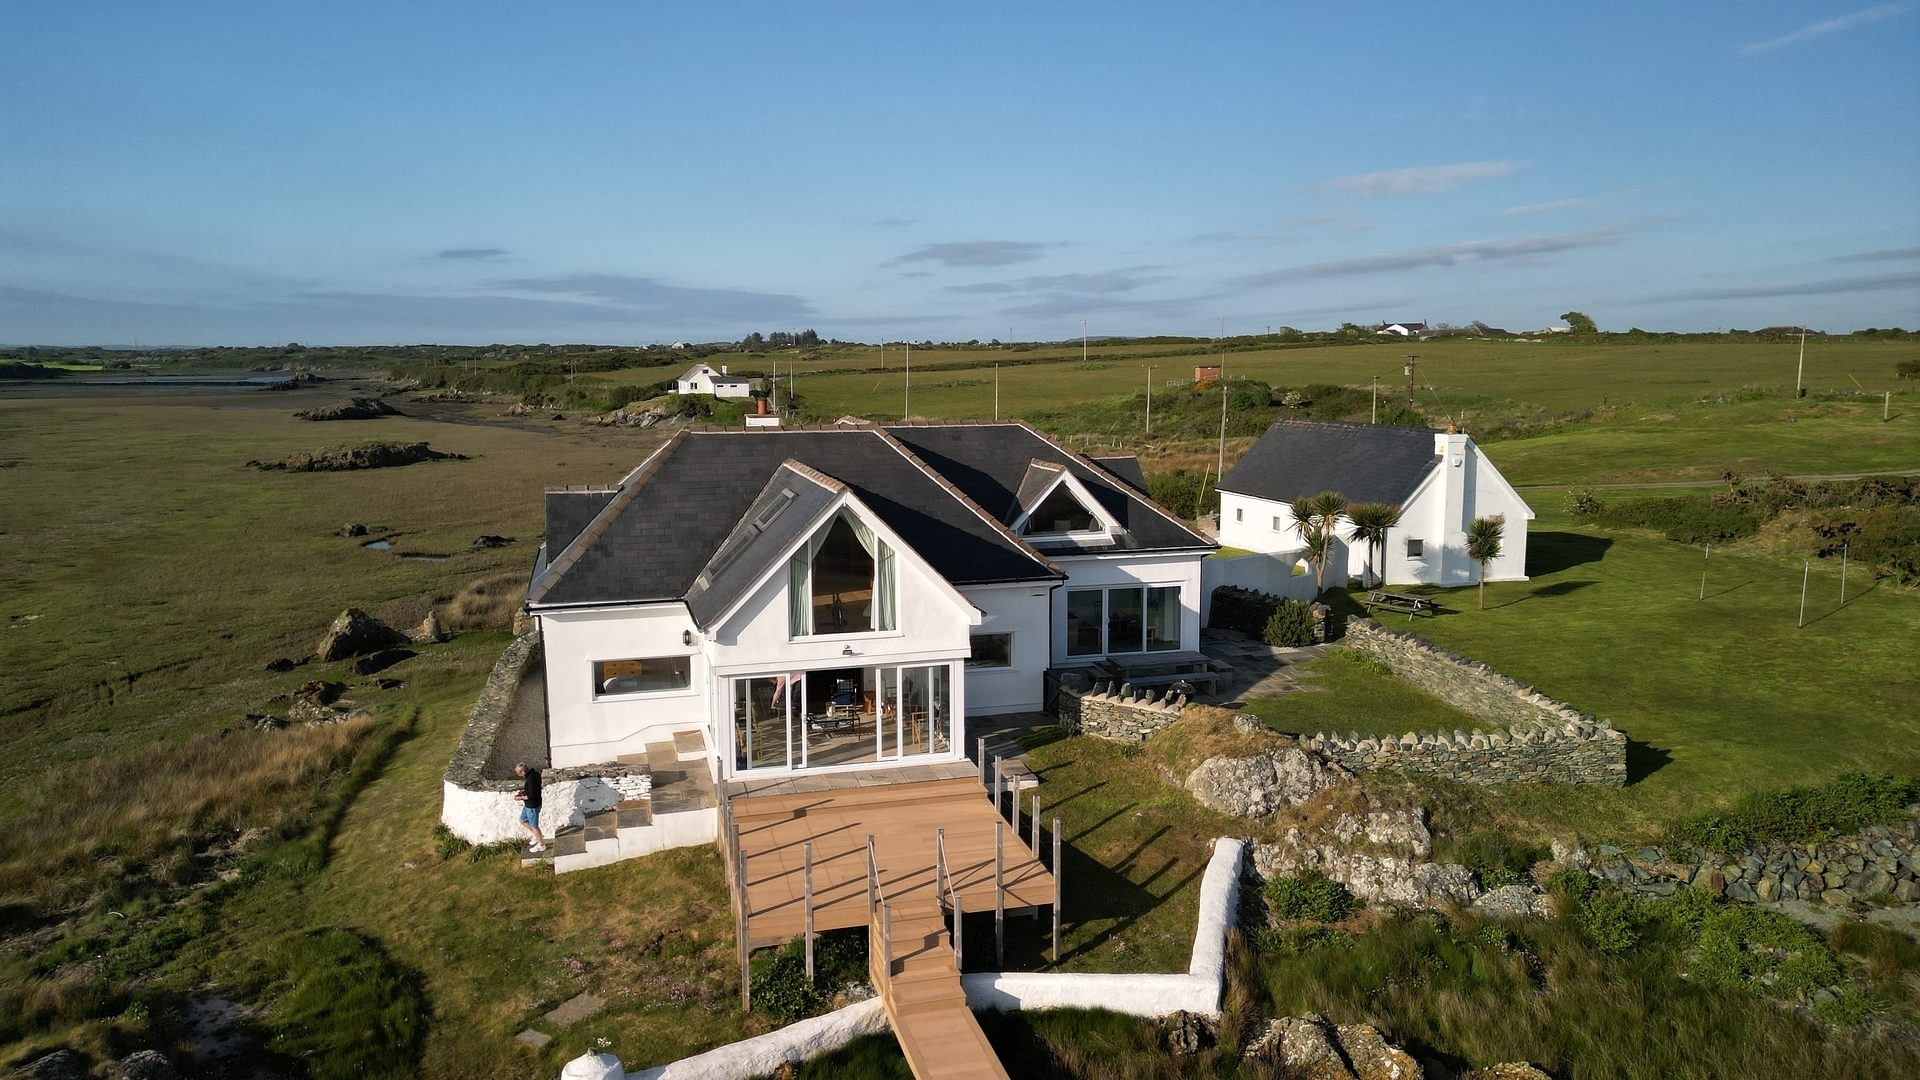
{"left": 1235, "top": 507, "right": 1244, "bottom": 523}
{"left": 1028, "top": 485, "right": 1097, "bottom": 533}
{"left": 1271, "top": 515, "right": 1282, "bottom": 531}
{"left": 967, "top": 633, "right": 1014, "bottom": 668}
{"left": 753, "top": 489, "right": 796, "bottom": 528}
{"left": 1406, "top": 538, "right": 1425, "bottom": 558}
{"left": 594, "top": 656, "right": 691, "bottom": 697}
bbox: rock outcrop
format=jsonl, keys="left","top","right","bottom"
{"left": 407, "top": 610, "right": 447, "bottom": 644}
{"left": 1253, "top": 807, "right": 1549, "bottom": 915}
{"left": 1242, "top": 1016, "right": 1548, "bottom": 1080}
{"left": 1186, "top": 748, "right": 1353, "bottom": 818}
{"left": 251, "top": 441, "right": 464, "bottom": 472}
{"left": 314, "top": 608, "right": 409, "bottom": 661}
{"left": 293, "top": 396, "right": 401, "bottom": 421}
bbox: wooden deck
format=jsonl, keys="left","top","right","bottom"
{"left": 870, "top": 903, "right": 1009, "bottom": 1080}
{"left": 729, "top": 773, "right": 1054, "bottom": 949}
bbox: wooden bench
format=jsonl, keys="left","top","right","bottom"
{"left": 1364, "top": 590, "right": 1439, "bottom": 621}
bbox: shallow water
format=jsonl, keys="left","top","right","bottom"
{"left": 362, "top": 538, "right": 392, "bottom": 551}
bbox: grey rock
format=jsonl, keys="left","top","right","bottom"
{"left": 1336, "top": 1022, "right": 1424, "bottom": 1080}
{"left": 314, "top": 607, "right": 409, "bottom": 661}
{"left": 117, "top": 1050, "right": 179, "bottom": 1080}
{"left": 1473, "top": 884, "right": 1551, "bottom": 919}
{"left": 1186, "top": 748, "right": 1352, "bottom": 818}
{"left": 1163, "top": 1010, "right": 1215, "bottom": 1055}
{"left": 19, "top": 1050, "right": 85, "bottom": 1080}
{"left": 1244, "top": 1014, "right": 1354, "bottom": 1078}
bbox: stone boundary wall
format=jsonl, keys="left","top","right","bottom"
{"left": 582, "top": 839, "right": 1246, "bottom": 1080}
{"left": 440, "top": 633, "right": 648, "bottom": 843}
{"left": 1057, "top": 679, "right": 1188, "bottom": 743}
{"left": 1343, "top": 617, "right": 1595, "bottom": 730}
{"left": 1578, "top": 814, "right": 1920, "bottom": 905}
{"left": 1301, "top": 720, "right": 1627, "bottom": 786}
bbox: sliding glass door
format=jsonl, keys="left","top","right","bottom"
{"left": 730, "top": 662, "right": 956, "bottom": 774}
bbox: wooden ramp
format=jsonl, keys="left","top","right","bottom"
{"left": 871, "top": 902, "right": 1008, "bottom": 1080}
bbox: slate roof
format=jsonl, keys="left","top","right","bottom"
{"left": 682, "top": 461, "right": 841, "bottom": 628}
{"left": 1087, "top": 454, "right": 1147, "bottom": 493}
{"left": 883, "top": 422, "right": 1214, "bottom": 556}
{"left": 1219, "top": 419, "right": 1440, "bottom": 506}
{"left": 528, "top": 428, "right": 1063, "bottom": 609}
{"left": 545, "top": 489, "right": 616, "bottom": 555}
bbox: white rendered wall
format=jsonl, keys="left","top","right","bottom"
{"left": 1216, "top": 491, "right": 1294, "bottom": 553}
{"left": 1049, "top": 552, "right": 1205, "bottom": 665}
{"left": 440, "top": 776, "right": 625, "bottom": 844}
{"left": 540, "top": 605, "right": 707, "bottom": 768}
{"left": 1199, "top": 553, "right": 1318, "bottom": 621}
{"left": 959, "top": 582, "right": 1053, "bottom": 714}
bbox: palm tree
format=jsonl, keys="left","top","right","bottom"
{"left": 1466, "top": 515, "right": 1506, "bottom": 609}
{"left": 1346, "top": 502, "right": 1404, "bottom": 588}
{"left": 1289, "top": 490, "right": 1348, "bottom": 594}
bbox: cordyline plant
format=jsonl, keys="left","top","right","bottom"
{"left": 1289, "top": 490, "right": 1349, "bottom": 596}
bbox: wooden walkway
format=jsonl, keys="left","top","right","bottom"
{"left": 722, "top": 769, "right": 1052, "bottom": 1080}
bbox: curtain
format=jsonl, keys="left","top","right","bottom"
{"left": 845, "top": 513, "right": 897, "bottom": 631}
{"left": 788, "top": 530, "right": 828, "bottom": 637}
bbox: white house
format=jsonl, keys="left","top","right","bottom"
{"left": 674, "top": 362, "right": 755, "bottom": 399}
{"left": 1216, "top": 419, "right": 1532, "bottom": 588}
{"left": 1376, "top": 322, "right": 1427, "bottom": 337}
{"left": 525, "top": 422, "right": 1214, "bottom": 779}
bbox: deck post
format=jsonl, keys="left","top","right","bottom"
{"left": 978, "top": 736, "right": 988, "bottom": 787}
{"left": 803, "top": 841, "right": 814, "bottom": 984}
{"left": 991, "top": 756, "right": 1002, "bottom": 816}
{"left": 882, "top": 900, "right": 893, "bottom": 981}
{"left": 994, "top": 821, "right": 1006, "bottom": 969}
{"left": 953, "top": 890, "right": 964, "bottom": 969}
{"left": 1052, "top": 817, "right": 1063, "bottom": 963}
{"left": 866, "top": 833, "right": 879, "bottom": 911}
{"left": 935, "top": 828, "right": 948, "bottom": 902}
{"left": 1031, "top": 791, "right": 1042, "bottom": 855}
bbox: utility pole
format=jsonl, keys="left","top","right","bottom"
{"left": 1145, "top": 365, "right": 1153, "bottom": 435}
{"left": 994, "top": 364, "right": 1000, "bottom": 421}
{"left": 1796, "top": 325, "right": 1806, "bottom": 397}
{"left": 903, "top": 341, "right": 911, "bottom": 420}
{"left": 1371, "top": 375, "right": 1378, "bottom": 423}
{"left": 1216, "top": 382, "right": 1228, "bottom": 481}
{"left": 1404, "top": 355, "right": 1419, "bottom": 408}
{"left": 1081, "top": 320, "right": 1088, "bottom": 363}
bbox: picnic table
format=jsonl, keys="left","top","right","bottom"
{"left": 1096, "top": 650, "right": 1220, "bottom": 696}
{"left": 1364, "top": 590, "right": 1439, "bottom": 621}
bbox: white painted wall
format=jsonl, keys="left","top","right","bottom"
{"left": 539, "top": 604, "right": 706, "bottom": 768}
{"left": 440, "top": 776, "right": 625, "bottom": 844}
{"left": 1049, "top": 551, "right": 1205, "bottom": 665}
{"left": 959, "top": 582, "right": 1054, "bottom": 714}
{"left": 1198, "top": 553, "right": 1318, "bottom": 623}
{"left": 1217, "top": 433, "right": 1532, "bottom": 589}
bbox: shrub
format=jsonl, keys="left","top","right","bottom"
{"left": 1668, "top": 772, "right": 1920, "bottom": 851}
{"left": 749, "top": 929, "right": 870, "bottom": 1023}
{"left": 1450, "top": 833, "right": 1545, "bottom": 890}
{"left": 1564, "top": 488, "right": 1604, "bottom": 517}
{"left": 1265, "top": 871, "right": 1358, "bottom": 922}
{"left": 1261, "top": 600, "right": 1317, "bottom": 647}
{"left": 1575, "top": 888, "right": 1641, "bottom": 955}
{"left": 1592, "top": 495, "right": 1760, "bottom": 543}
{"left": 263, "top": 929, "right": 426, "bottom": 1080}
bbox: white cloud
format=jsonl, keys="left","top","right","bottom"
{"left": 1238, "top": 228, "right": 1623, "bottom": 286}
{"left": 1742, "top": 4, "right": 1908, "bottom": 54}
{"left": 1325, "top": 161, "right": 1525, "bottom": 197}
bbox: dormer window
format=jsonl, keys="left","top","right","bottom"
{"left": 1027, "top": 485, "right": 1097, "bottom": 533}
{"left": 788, "top": 510, "right": 897, "bottom": 637}
{"left": 1011, "top": 462, "right": 1119, "bottom": 545}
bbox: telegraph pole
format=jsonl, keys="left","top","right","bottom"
{"left": 1081, "top": 320, "right": 1088, "bottom": 362}
{"left": 903, "top": 341, "right": 911, "bottom": 420}
{"left": 1405, "top": 355, "right": 1419, "bottom": 408}
{"left": 1371, "top": 375, "right": 1378, "bottom": 423}
{"left": 1796, "top": 325, "right": 1806, "bottom": 397}
{"left": 1145, "top": 365, "right": 1153, "bottom": 435}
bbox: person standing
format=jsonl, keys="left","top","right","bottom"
{"left": 514, "top": 762, "right": 545, "bottom": 853}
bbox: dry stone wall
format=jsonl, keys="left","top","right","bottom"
{"left": 1578, "top": 814, "right": 1920, "bottom": 905}
{"left": 1302, "top": 719, "right": 1627, "bottom": 786}
{"left": 1342, "top": 618, "right": 1593, "bottom": 729}
{"left": 1057, "top": 679, "right": 1188, "bottom": 743}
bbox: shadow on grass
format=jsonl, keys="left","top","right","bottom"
{"left": 1801, "top": 577, "right": 1885, "bottom": 626}
{"left": 1627, "top": 738, "right": 1675, "bottom": 784}
{"left": 1491, "top": 579, "right": 1597, "bottom": 608}
{"left": 1528, "top": 531, "right": 1613, "bottom": 576}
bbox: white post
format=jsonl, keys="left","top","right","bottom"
{"left": 1081, "top": 320, "right": 1087, "bottom": 362}
{"left": 1886, "top": 390, "right": 1892, "bottom": 421}
{"left": 1796, "top": 325, "right": 1806, "bottom": 397}
{"left": 1798, "top": 561, "right": 1810, "bottom": 628}
{"left": 1051, "top": 817, "right": 1062, "bottom": 962}
{"left": 1841, "top": 542, "right": 1849, "bottom": 604}
{"left": 803, "top": 842, "right": 814, "bottom": 983}
{"left": 1700, "top": 543, "right": 1710, "bottom": 600}
{"left": 994, "top": 821, "right": 1005, "bottom": 969}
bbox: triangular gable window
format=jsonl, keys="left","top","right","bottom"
{"left": 788, "top": 509, "right": 897, "bottom": 637}
{"left": 1012, "top": 469, "right": 1118, "bottom": 544}
{"left": 1027, "top": 485, "right": 1098, "bottom": 534}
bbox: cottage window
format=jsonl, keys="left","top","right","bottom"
{"left": 789, "top": 511, "right": 897, "bottom": 637}
{"left": 1406, "top": 537, "right": 1425, "bottom": 558}
{"left": 1272, "top": 515, "right": 1282, "bottom": 531}
{"left": 593, "top": 656, "right": 691, "bottom": 697}
{"left": 967, "top": 633, "right": 1014, "bottom": 668}
{"left": 1235, "top": 507, "right": 1244, "bottom": 523}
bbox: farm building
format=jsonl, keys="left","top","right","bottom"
{"left": 1216, "top": 419, "right": 1532, "bottom": 587}
{"left": 674, "top": 361, "right": 755, "bottom": 398}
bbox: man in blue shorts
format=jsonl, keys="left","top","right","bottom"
{"left": 514, "top": 762, "right": 546, "bottom": 853}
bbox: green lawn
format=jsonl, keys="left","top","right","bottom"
{"left": 1235, "top": 650, "right": 1482, "bottom": 741}
{"left": 1374, "top": 504, "right": 1920, "bottom": 839}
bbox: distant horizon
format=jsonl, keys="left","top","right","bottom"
{"left": 5, "top": 4, "right": 1916, "bottom": 345}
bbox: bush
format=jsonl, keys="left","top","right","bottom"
{"left": 263, "top": 929, "right": 426, "bottom": 1080}
{"left": 1564, "top": 488, "right": 1604, "bottom": 517}
{"left": 749, "top": 929, "right": 869, "bottom": 1023}
{"left": 1592, "top": 495, "right": 1760, "bottom": 544}
{"left": 1145, "top": 469, "right": 1218, "bottom": 520}
{"left": 1667, "top": 772, "right": 1920, "bottom": 851}
{"left": 1261, "top": 600, "right": 1317, "bottom": 647}
{"left": 1265, "top": 871, "right": 1358, "bottom": 922}
{"left": 1575, "top": 888, "right": 1641, "bottom": 955}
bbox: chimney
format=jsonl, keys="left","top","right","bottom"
{"left": 757, "top": 396, "right": 769, "bottom": 416}
{"left": 720, "top": 364, "right": 729, "bottom": 375}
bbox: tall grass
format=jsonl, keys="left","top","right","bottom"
{"left": 0, "top": 716, "right": 376, "bottom": 915}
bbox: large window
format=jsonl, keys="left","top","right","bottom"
{"left": 1027, "top": 486, "right": 1097, "bottom": 534}
{"left": 1065, "top": 586, "right": 1184, "bottom": 657}
{"left": 967, "top": 632, "right": 1013, "bottom": 668}
{"left": 789, "top": 511, "right": 897, "bottom": 637}
{"left": 593, "top": 656, "right": 691, "bottom": 697}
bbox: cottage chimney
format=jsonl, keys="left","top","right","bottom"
{"left": 757, "top": 396, "right": 769, "bottom": 416}
{"left": 720, "top": 364, "right": 729, "bottom": 375}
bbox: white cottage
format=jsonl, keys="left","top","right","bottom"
{"left": 1216, "top": 419, "right": 1533, "bottom": 587}
{"left": 526, "top": 423, "right": 1214, "bottom": 779}
{"left": 674, "top": 362, "right": 755, "bottom": 398}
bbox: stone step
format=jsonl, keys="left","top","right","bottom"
{"left": 672, "top": 728, "right": 707, "bottom": 761}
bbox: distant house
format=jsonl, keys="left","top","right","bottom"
{"left": 1216, "top": 419, "right": 1533, "bottom": 587}
{"left": 1376, "top": 322, "right": 1427, "bottom": 337}
{"left": 675, "top": 362, "right": 754, "bottom": 399}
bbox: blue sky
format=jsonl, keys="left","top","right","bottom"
{"left": 3, "top": 2, "right": 1917, "bottom": 345}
